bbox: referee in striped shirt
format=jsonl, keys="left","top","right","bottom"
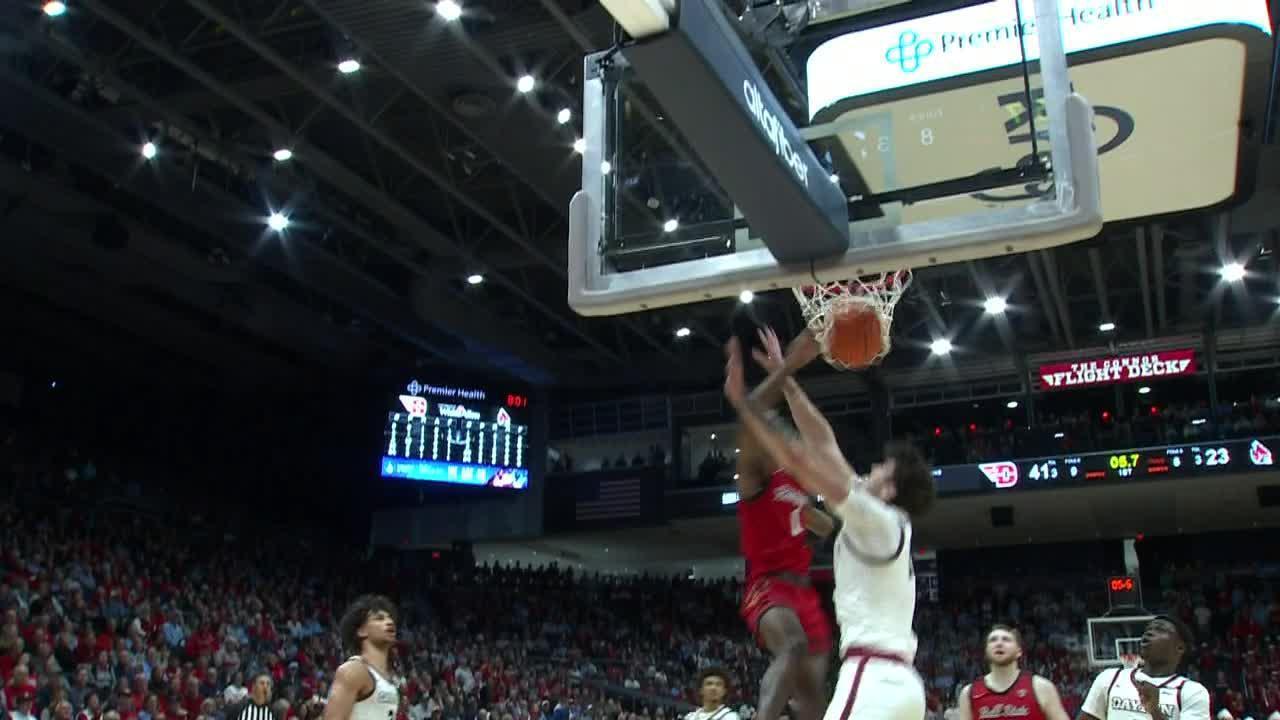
{"left": 228, "top": 674, "right": 276, "bottom": 720}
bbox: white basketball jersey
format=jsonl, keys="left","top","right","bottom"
{"left": 831, "top": 509, "right": 917, "bottom": 661}
{"left": 686, "top": 706, "right": 740, "bottom": 720}
{"left": 1081, "top": 668, "right": 1211, "bottom": 720}
{"left": 349, "top": 657, "right": 399, "bottom": 720}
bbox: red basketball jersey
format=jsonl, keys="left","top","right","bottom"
{"left": 738, "top": 469, "right": 813, "bottom": 583}
{"left": 970, "top": 672, "right": 1048, "bottom": 720}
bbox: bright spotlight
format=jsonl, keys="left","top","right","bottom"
{"left": 435, "top": 0, "right": 462, "bottom": 21}
{"left": 674, "top": 327, "right": 691, "bottom": 338}
{"left": 572, "top": 138, "right": 586, "bottom": 154}
{"left": 599, "top": 161, "right": 612, "bottom": 175}
{"left": 1098, "top": 322, "right": 1116, "bottom": 332}
{"left": 1006, "top": 400, "right": 1019, "bottom": 409}
{"left": 828, "top": 173, "right": 839, "bottom": 183}
{"left": 557, "top": 108, "right": 572, "bottom": 124}
{"left": 272, "top": 148, "right": 293, "bottom": 162}
{"left": 516, "top": 74, "right": 535, "bottom": 93}
{"left": 466, "top": 274, "right": 484, "bottom": 285}
{"left": 337, "top": 58, "right": 361, "bottom": 74}
{"left": 1220, "top": 262, "right": 1246, "bottom": 283}
{"left": 42, "top": 1, "right": 67, "bottom": 17}
{"left": 662, "top": 219, "right": 679, "bottom": 233}
{"left": 984, "top": 296, "right": 1008, "bottom": 314}
{"left": 738, "top": 290, "right": 754, "bottom": 304}
{"left": 929, "top": 338, "right": 952, "bottom": 355}
{"left": 267, "top": 212, "right": 289, "bottom": 232}
{"left": 141, "top": 142, "right": 157, "bottom": 160}
{"left": 1137, "top": 386, "right": 1151, "bottom": 395}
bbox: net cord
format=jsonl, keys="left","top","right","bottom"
{"left": 791, "top": 270, "right": 912, "bottom": 370}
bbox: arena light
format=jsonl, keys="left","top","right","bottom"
{"left": 141, "top": 141, "right": 157, "bottom": 159}
{"left": 597, "top": 0, "right": 672, "bottom": 38}
{"left": 663, "top": 218, "right": 679, "bottom": 233}
{"left": 929, "top": 338, "right": 952, "bottom": 355}
{"left": 435, "top": 0, "right": 462, "bottom": 21}
{"left": 557, "top": 108, "right": 572, "bottom": 125}
{"left": 272, "top": 148, "right": 293, "bottom": 162}
{"left": 599, "top": 161, "right": 612, "bottom": 175}
{"left": 1006, "top": 400, "right": 1019, "bottom": 409}
{"left": 1053, "top": 432, "right": 1065, "bottom": 439}
{"left": 43, "top": 1, "right": 67, "bottom": 17}
{"left": 267, "top": 212, "right": 289, "bottom": 232}
{"left": 828, "top": 173, "right": 840, "bottom": 183}
{"left": 675, "top": 326, "right": 691, "bottom": 338}
{"left": 984, "top": 296, "right": 1008, "bottom": 315}
{"left": 572, "top": 138, "right": 586, "bottom": 154}
{"left": 1137, "top": 386, "right": 1152, "bottom": 395}
{"left": 738, "top": 289, "right": 754, "bottom": 304}
{"left": 1098, "top": 322, "right": 1116, "bottom": 332}
{"left": 466, "top": 273, "right": 484, "bottom": 285}
{"left": 337, "top": 58, "right": 361, "bottom": 74}
{"left": 1220, "top": 261, "right": 1246, "bottom": 283}
{"left": 516, "top": 74, "right": 536, "bottom": 93}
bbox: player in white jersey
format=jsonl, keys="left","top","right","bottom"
{"left": 1080, "top": 616, "right": 1209, "bottom": 720}
{"left": 685, "top": 668, "right": 742, "bottom": 720}
{"left": 325, "top": 595, "right": 401, "bottom": 720}
{"left": 723, "top": 335, "right": 937, "bottom": 720}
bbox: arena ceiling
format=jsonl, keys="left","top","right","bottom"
{"left": 1, "top": 0, "right": 1278, "bottom": 391}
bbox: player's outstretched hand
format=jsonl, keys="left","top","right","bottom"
{"left": 752, "top": 326, "right": 785, "bottom": 372}
{"left": 724, "top": 337, "right": 748, "bottom": 408}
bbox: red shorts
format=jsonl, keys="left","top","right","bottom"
{"left": 740, "top": 575, "right": 833, "bottom": 655}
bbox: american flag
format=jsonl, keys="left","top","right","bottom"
{"left": 575, "top": 477, "right": 643, "bottom": 521}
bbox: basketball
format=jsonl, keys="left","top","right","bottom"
{"left": 824, "top": 306, "right": 883, "bottom": 369}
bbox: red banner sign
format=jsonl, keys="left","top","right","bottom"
{"left": 1039, "top": 349, "right": 1197, "bottom": 390}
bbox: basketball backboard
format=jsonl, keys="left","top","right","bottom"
{"left": 1087, "top": 615, "right": 1155, "bottom": 668}
{"left": 568, "top": 0, "right": 1271, "bottom": 316}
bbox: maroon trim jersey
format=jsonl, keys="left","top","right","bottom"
{"left": 970, "top": 672, "right": 1048, "bottom": 720}
{"left": 738, "top": 469, "right": 813, "bottom": 584}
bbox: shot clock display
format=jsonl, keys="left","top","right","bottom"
{"left": 932, "top": 435, "right": 1278, "bottom": 496}
{"left": 1108, "top": 575, "right": 1142, "bottom": 609}
{"left": 379, "top": 380, "right": 530, "bottom": 490}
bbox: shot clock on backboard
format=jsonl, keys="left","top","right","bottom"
{"left": 567, "top": 0, "right": 1271, "bottom": 315}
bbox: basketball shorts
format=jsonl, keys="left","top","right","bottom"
{"left": 823, "top": 654, "right": 924, "bottom": 720}
{"left": 740, "top": 575, "right": 833, "bottom": 654}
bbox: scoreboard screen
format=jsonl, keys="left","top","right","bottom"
{"left": 933, "top": 435, "right": 1277, "bottom": 495}
{"left": 379, "top": 380, "right": 530, "bottom": 490}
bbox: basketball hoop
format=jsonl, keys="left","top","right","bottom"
{"left": 792, "top": 270, "right": 912, "bottom": 370}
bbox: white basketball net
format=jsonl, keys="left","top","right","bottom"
{"left": 791, "top": 270, "right": 912, "bottom": 370}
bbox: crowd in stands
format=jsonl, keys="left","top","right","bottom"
{"left": 4, "top": 421, "right": 1280, "bottom": 720}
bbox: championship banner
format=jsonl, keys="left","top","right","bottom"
{"left": 1038, "top": 349, "right": 1196, "bottom": 390}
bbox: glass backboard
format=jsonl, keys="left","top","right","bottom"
{"left": 1087, "top": 615, "right": 1155, "bottom": 668}
{"left": 568, "top": 0, "right": 1270, "bottom": 316}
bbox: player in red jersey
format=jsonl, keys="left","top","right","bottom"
{"left": 959, "top": 625, "right": 1071, "bottom": 720}
{"left": 735, "top": 326, "right": 836, "bottom": 720}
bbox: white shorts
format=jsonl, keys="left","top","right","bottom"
{"left": 822, "top": 655, "right": 925, "bottom": 720}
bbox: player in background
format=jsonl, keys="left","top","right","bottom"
{"left": 685, "top": 668, "right": 742, "bottom": 720}
{"left": 723, "top": 332, "right": 936, "bottom": 720}
{"left": 958, "top": 625, "right": 1072, "bottom": 720}
{"left": 1079, "top": 616, "right": 1209, "bottom": 720}
{"left": 734, "top": 327, "right": 836, "bottom": 720}
{"left": 324, "top": 595, "right": 401, "bottom": 720}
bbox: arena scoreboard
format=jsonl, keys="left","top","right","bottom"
{"left": 379, "top": 379, "right": 530, "bottom": 490}
{"left": 933, "top": 435, "right": 1277, "bottom": 495}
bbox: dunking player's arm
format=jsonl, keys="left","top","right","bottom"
{"left": 726, "top": 337, "right": 879, "bottom": 517}
{"left": 734, "top": 327, "right": 836, "bottom": 537}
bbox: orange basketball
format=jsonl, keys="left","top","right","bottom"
{"left": 825, "top": 306, "right": 883, "bottom": 369}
